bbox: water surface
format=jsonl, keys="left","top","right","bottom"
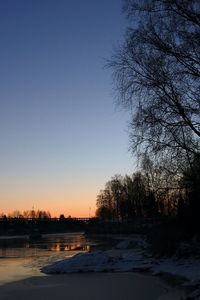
{"left": 0, "top": 232, "right": 109, "bottom": 285}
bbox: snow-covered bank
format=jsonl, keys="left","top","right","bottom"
{"left": 41, "top": 235, "right": 200, "bottom": 299}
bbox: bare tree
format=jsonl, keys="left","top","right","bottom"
{"left": 96, "top": 172, "right": 158, "bottom": 220}
{"left": 109, "top": 0, "right": 200, "bottom": 163}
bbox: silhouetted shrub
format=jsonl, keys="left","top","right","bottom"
{"left": 148, "top": 221, "right": 180, "bottom": 257}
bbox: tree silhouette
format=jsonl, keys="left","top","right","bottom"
{"left": 109, "top": 0, "right": 200, "bottom": 164}
{"left": 96, "top": 172, "right": 159, "bottom": 220}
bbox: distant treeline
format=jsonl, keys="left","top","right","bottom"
{"left": 0, "top": 210, "right": 51, "bottom": 219}
{"left": 0, "top": 216, "right": 91, "bottom": 236}
{"left": 0, "top": 210, "right": 70, "bottom": 220}
{"left": 0, "top": 210, "right": 92, "bottom": 236}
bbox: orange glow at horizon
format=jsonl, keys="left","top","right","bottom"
{"left": 0, "top": 186, "right": 97, "bottom": 218}
{"left": 1, "top": 206, "right": 96, "bottom": 218}
{"left": 0, "top": 202, "right": 96, "bottom": 218}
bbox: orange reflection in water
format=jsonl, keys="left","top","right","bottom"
{"left": 50, "top": 243, "right": 90, "bottom": 252}
{"left": 47, "top": 234, "right": 91, "bottom": 252}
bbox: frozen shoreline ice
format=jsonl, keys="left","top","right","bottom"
{"left": 41, "top": 236, "right": 200, "bottom": 299}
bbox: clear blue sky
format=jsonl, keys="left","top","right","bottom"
{"left": 0, "top": 0, "right": 135, "bottom": 217}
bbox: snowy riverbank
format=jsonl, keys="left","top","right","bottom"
{"left": 41, "top": 235, "right": 200, "bottom": 299}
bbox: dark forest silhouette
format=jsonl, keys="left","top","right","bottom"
{"left": 106, "top": 0, "right": 199, "bottom": 226}
{"left": 95, "top": 0, "right": 200, "bottom": 251}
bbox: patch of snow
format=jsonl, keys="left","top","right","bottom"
{"left": 116, "top": 240, "right": 131, "bottom": 249}
{"left": 152, "top": 258, "right": 200, "bottom": 284}
{"left": 115, "top": 236, "right": 147, "bottom": 250}
{"left": 42, "top": 251, "right": 111, "bottom": 273}
{"left": 42, "top": 247, "right": 154, "bottom": 274}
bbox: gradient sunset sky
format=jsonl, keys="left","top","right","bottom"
{"left": 0, "top": 0, "right": 135, "bottom": 217}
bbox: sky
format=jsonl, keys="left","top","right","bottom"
{"left": 0, "top": 0, "right": 135, "bottom": 217}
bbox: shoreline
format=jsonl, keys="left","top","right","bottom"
{"left": 40, "top": 233, "right": 200, "bottom": 299}
{"left": 1, "top": 232, "right": 199, "bottom": 299}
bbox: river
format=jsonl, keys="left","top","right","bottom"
{"left": 0, "top": 233, "right": 186, "bottom": 299}
{"left": 0, "top": 232, "right": 111, "bottom": 285}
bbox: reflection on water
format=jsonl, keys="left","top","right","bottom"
{"left": 50, "top": 243, "right": 90, "bottom": 252}
{"left": 0, "top": 233, "right": 91, "bottom": 259}
{"left": 0, "top": 232, "right": 107, "bottom": 285}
